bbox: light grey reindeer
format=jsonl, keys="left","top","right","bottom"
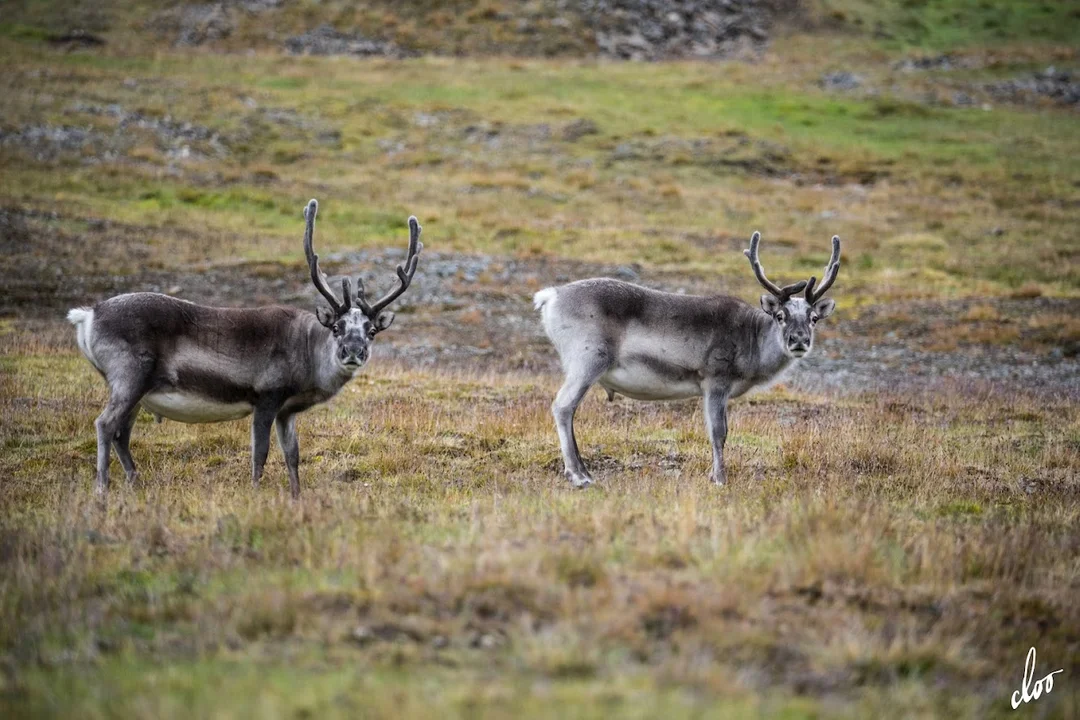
{"left": 67, "top": 199, "right": 422, "bottom": 497}
{"left": 535, "top": 232, "right": 840, "bottom": 487}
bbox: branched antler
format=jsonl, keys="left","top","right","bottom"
{"left": 743, "top": 231, "right": 807, "bottom": 302}
{"left": 355, "top": 216, "right": 423, "bottom": 318}
{"left": 804, "top": 235, "right": 841, "bottom": 304}
{"left": 303, "top": 199, "right": 348, "bottom": 315}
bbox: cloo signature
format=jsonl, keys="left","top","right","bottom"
{"left": 1011, "top": 647, "right": 1063, "bottom": 710}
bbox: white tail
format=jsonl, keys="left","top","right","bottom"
{"left": 533, "top": 287, "right": 560, "bottom": 343}
{"left": 533, "top": 287, "right": 557, "bottom": 311}
{"left": 67, "top": 307, "right": 101, "bottom": 371}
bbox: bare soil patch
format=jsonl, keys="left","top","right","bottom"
{"left": 4, "top": 206, "right": 1075, "bottom": 399}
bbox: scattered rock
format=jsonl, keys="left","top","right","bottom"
{"left": 819, "top": 71, "right": 862, "bottom": 92}
{"left": 150, "top": 3, "right": 235, "bottom": 47}
{"left": 284, "top": 24, "right": 407, "bottom": 58}
{"left": 562, "top": 118, "right": 600, "bottom": 142}
{"left": 68, "top": 103, "right": 229, "bottom": 159}
{"left": 350, "top": 623, "right": 425, "bottom": 645}
{"left": 350, "top": 625, "right": 374, "bottom": 645}
{"left": 606, "top": 135, "right": 805, "bottom": 179}
{"left": 893, "top": 54, "right": 975, "bottom": 72}
{"left": 460, "top": 121, "right": 553, "bottom": 152}
{"left": 612, "top": 142, "right": 639, "bottom": 160}
{"left": 254, "top": 107, "right": 341, "bottom": 147}
{"left": 985, "top": 66, "right": 1080, "bottom": 108}
{"left": 580, "top": 0, "right": 777, "bottom": 60}
{"left": 0, "top": 125, "right": 113, "bottom": 162}
{"left": 951, "top": 91, "right": 976, "bottom": 107}
{"left": 470, "top": 632, "right": 502, "bottom": 649}
{"left": 232, "top": 0, "right": 286, "bottom": 13}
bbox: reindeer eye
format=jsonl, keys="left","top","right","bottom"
{"left": 367, "top": 327, "right": 376, "bottom": 339}
{"left": 776, "top": 311, "right": 786, "bottom": 323}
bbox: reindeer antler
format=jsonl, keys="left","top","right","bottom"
{"left": 804, "top": 235, "right": 841, "bottom": 304}
{"left": 355, "top": 216, "right": 423, "bottom": 318}
{"left": 303, "top": 199, "right": 349, "bottom": 315}
{"left": 743, "top": 231, "right": 807, "bottom": 302}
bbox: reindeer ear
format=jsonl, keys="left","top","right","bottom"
{"left": 315, "top": 306, "right": 336, "bottom": 327}
{"left": 813, "top": 297, "right": 836, "bottom": 320}
{"left": 760, "top": 295, "right": 782, "bottom": 316}
{"left": 374, "top": 310, "right": 395, "bottom": 332}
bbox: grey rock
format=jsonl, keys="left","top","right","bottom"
{"left": 985, "top": 67, "right": 1080, "bottom": 107}
{"left": 580, "top": 0, "right": 775, "bottom": 60}
{"left": 562, "top": 118, "right": 600, "bottom": 142}
{"left": 149, "top": 3, "right": 235, "bottom": 47}
{"left": 284, "top": 24, "right": 407, "bottom": 58}
{"left": 819, "top": 71, "right": 862, "bottom": 92}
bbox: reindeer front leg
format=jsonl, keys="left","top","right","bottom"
{"left": 250, "top": 402, "right": 280, "bottom": 488}
{"left": 275, "top": 410, "right": 301, "bottom": 499}
{"left": 703, "top": 382, "right": 731, "bottom": 486}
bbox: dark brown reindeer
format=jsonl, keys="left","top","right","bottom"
{"left": 535, "top": 231, "right": 840, "bottom": 487}
{"left": 68, "top": 199, "right": 422, "bottom": 497}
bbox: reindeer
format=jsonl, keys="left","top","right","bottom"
{"left": 67, "top": 199, "right": 422, "bottom": 497}
{"left": 534, "top": 232, "right": 840, "bottom": 487}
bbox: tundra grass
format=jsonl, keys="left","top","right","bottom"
{"left": 1, "top": 356, "right": 1078, "bottom": 718}
{"left": 1, "top": 38, "right": 1077, "bottom": 299}
{"left": 806, "top": 0, "right": 1080, "bottom": 50}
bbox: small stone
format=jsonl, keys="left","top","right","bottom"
{"left": 561, "top": 118, "right": 599, "bottom": 142}
{"left": 819, "top": 72, "right": 862, "bottom": 92}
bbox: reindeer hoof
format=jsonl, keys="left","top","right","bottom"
{"left": 710, "top": 472, "right": 727, "bottom": 487}
{"left": 565, "top": 471, "right": 594, "bottom": 489}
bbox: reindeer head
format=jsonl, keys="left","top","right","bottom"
{"left": 303, "top": 199, "right": 423, "bottom": 372}
{"left": 745, "top": 231, "right": 839, "bottom": 359}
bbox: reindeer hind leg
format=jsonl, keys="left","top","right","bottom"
{"left": 94, "top": 367, "right": 150, "bottom": 495}
{"left": 552, "top": 350, "right": 611, "bottom": 488}
{"left": 112, "top": 406, "right": 141, "bottom": 485}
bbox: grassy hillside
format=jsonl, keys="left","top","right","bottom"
{"left": 1, "top": 1, "right": 1078, "bottom": 717}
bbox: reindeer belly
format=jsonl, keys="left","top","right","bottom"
{"left": 142, "top": 392, "right": 254, "bottom": 423}
{"left": 599, "top": 364, "right": 701, "bottom": 401}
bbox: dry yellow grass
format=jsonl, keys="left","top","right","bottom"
{"left": 1, "top": 351, "right": 1078, "bottom": 717}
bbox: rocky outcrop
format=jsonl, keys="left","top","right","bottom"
{"left": 986, "top": 67, "right": 1080, "bottom": 108}
{"left": 283, "top": 24, "right": 409, "bottom": 58}
{"left": 578, "top": 0, "right": 783, "bottom": 60}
